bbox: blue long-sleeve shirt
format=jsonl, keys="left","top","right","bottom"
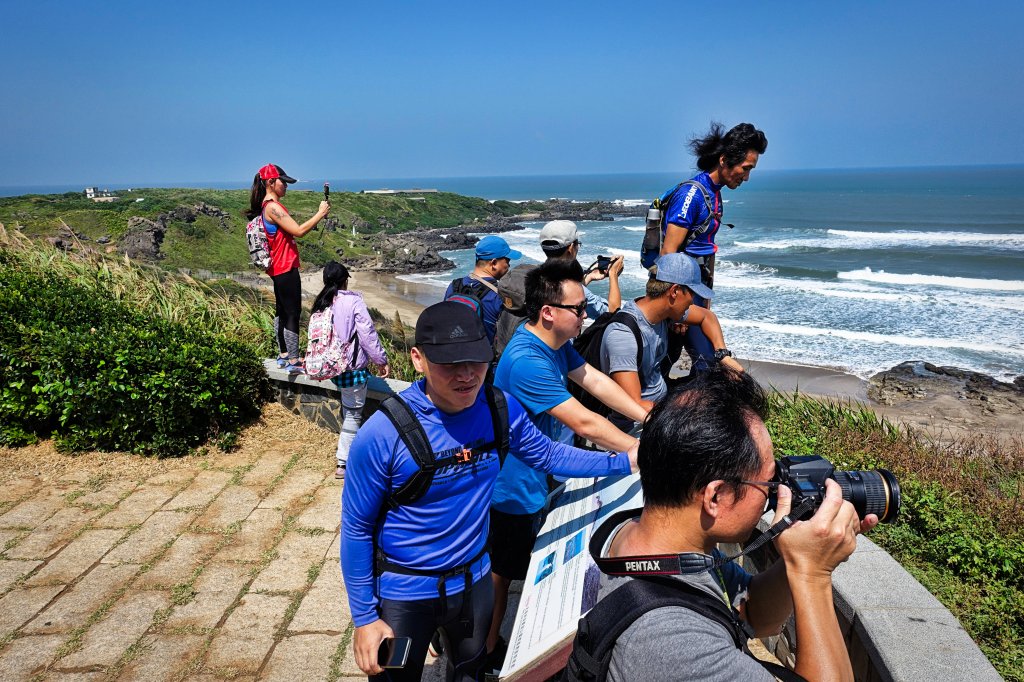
{"left": 340, "top": 379, "right": 630, "bottom": 626}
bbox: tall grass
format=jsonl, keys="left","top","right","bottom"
{"left": 0, "top": 222, "right": 274, "bottom": 355}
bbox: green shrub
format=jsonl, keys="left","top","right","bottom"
{"left": 0, "top": 255, "right": 273, "bottom": 456}
{"left": 766, "top": 394, "right": 1024, "bottom": 680}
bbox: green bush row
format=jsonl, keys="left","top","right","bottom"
{"left": 0, "top": 253, "right": 273, "bottom": 456}
{"left": 766, "top": 394, "right": 1024, "bottom": 680}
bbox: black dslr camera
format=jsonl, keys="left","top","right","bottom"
{"left": 769, "top": 455, "right": 901, "bottom": 523}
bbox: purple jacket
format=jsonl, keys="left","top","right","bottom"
{"left": 331, "top": 290, "right": 387, "bottom": 369}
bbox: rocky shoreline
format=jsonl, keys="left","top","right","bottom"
{"left": 356, "top": 200, "right": 644, "bottom": 272}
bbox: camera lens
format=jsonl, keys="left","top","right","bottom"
{"left": 832, "top": 469, "right": 901, "bottom": 523}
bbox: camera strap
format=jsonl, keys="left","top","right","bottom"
{"left": 591, "top": 498, "right": 818, "bottom": 577}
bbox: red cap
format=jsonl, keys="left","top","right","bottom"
{"left": 258, "top": 164, "right": 297, "bottom": 183}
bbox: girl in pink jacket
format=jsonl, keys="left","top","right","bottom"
{"left": 310, "top": 262, "right": 390, "bottom": 478}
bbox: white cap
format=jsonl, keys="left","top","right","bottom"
{"left": 539, "top": 220, "right": 578, "bottom": 251}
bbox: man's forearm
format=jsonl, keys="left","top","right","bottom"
{"left": 583, "top": 370, "right": 648, "bottom": 424}
{"left": 575, "top": 413, "right": 638, "bottom": 452}
{"left": 743, "top": 560, "right": 793, "bottom": 636}
{"left": 790, "top": 577, "right": 853, "bottom": 682}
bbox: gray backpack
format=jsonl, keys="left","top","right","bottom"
{"left": 493, "top": 263, "right": 537, "bottom": 358}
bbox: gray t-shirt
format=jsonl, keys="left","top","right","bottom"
{"left": 596, "top": 532, "right": 771, "bottom": 682}
{"left": 598, "top": 300, "right": 673, "bottom": 429}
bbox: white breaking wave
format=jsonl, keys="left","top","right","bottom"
{"left": 838, "top": 267, "right": 1024, "bottom": 291}
{"left": 623, "top": 226, "right": 646, "bottom": 232}
{"left": 733, "top": 229, "right": 1024, "bottom": 252}
{"left": 722, "top": 319, "right": 1024, "bottom": 356}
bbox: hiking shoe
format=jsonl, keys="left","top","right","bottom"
{"left": 335, "top": 464, "right": 346, "bottom": 480}
{"left": 285, "top": 361, "right": 305, "bottom": 375}
{"left": 276, "top": 356, "right": 288, "bottom": 368}
{"left": 428, "top": 630, "right": 444, "bottom": 657}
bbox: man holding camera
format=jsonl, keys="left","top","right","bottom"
{"left": 577, "top": 368, "right": 877, "bottom": 682}
{"left": 341, "top": 301, "right": 637, "bottom": 682}
{"left": 596, "top": 252, "right": 743, "bottom": 432}
{"left": 540, "top": 220, "right": 623, "bottom": 319}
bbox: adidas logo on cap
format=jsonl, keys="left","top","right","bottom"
{"left": 450, "top": 325, "right": 467, "bottom": 339}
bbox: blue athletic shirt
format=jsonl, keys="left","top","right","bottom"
{"left": 491, "top": 325, "right": 586, "bottom": 515}
{"left": 340, "top": 379, "right": 629, "bottom": 626}
{"left": 444, "top": 275, "right": 503, "bottom": 343}
{"left": 663, "top": 171, "right": 723, "bottom": 257}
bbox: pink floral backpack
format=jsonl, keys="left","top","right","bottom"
{"left": 305, "top": 302, "right": 360, "bottom": 380}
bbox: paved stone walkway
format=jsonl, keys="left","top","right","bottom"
{"left": 0, "top": 440, "right": 448, "bottom": 681}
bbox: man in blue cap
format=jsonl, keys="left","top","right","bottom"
{"left": 596, "top": 252, "right": 744, "bottom": 433}
{"left": 445, "top": 235, "right": 522, "bottom": 343}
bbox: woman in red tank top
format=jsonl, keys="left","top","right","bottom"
{"left": 246, "top": 163, "right": 331, "bottom": 373}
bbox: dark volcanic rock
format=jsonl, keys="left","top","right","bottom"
{"left": 869, "top": 361, "right": 1024, "bottom": 414}
{"left": 120, "top": 217, "right": 166, "bottom": 260}
{"left": 368, "top": 233, "right": 455, "bottom": 272}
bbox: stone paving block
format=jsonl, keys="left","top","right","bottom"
{"left": 103, "top": 510, "right": 193, "bottom": 564}
{"left": 204, "top": 593, "right": 291, "bottom": 673}
{"left": 165, "top": 470, "right": 232, "bottom": 511}
{"left": 213, "top": 509, "right": 282, "bottom": 563}
{"left": 74, "top": 479, "right": 137, "bottom": 508}
{"left": 41, "top": 672, "right": 104, "bottom": 681}
{"left": 117, "top": 633, "right": 205, "bottom": 681}
{"left": 0, "top": 584, "right": 63, "bottom": 636}
{"left": 163, "top": 563, "right": 250, "bottom": 630}
{"left": 0, "top": 528, "right": 21, "bottom": 552}
{"left": 59, "top": 591, "right": 169, "bottom": 669}
{"left": 97, "top": 486, "right": 174, "bottom": 528}
{"left": 6, "top": 506, "right": 103, "bottom": 560}
{"left": 22, "top": 563, "right": 139, "bottom": 634}
{"left": 0, "top": 558, "right": 42, "bottom": 591}
{"left": 194, "top": 486, "right": 261, "bottom": 530}
{"left": 0, "top": 633, "right": 64, "bottom": 679}
{"left": 137, "top": 533, "right": 219, "bottom": 588}
{"left": 289, "top": 557, "right": 347, "bottom": 633}
{"left": 0, "top": 488, "right": 67, "bottom": 528}
{"left": 210, "top": 450, "right": 255, "bottom": 469}
{"left": 0, "top": 477, "right": 40, "bottom": 504}
{"left": 250, "top": 531, "right": 335, "bottom": 593}
{"left": 239, "top": 453, "right": 289, "bottom": 488}
{"left": 262, "top": 633, "right": 341, "bottom": 681}
{"left": 294, "top": 485, "right": 342, "bottom": 531}
{"left": 26, "top": 529, "right": 126, "bottom": 586}
{"left": 145, "top": 469, "right": 197, "bottom": 487}
{"left": 258, "top": 470, "right": 324, "bottom": 513}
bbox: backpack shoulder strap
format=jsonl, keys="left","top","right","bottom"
{"left": 376, "top": 395, "right": 436, "bottom": 508}
{"left": 483, "top": 384, "right": 510, "bottom": 466}
{"left": 469, "top": 273, "right": 500, "bottom": 295}
{"left": 565, "top": 575, "right": 807, "bottom": 682}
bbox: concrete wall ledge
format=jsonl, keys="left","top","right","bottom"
{"left": 751, "top": 519, "right": 1000, "bottom": 681}
{"left": 263, "top": 360, "right": 1000, "bottom": 681}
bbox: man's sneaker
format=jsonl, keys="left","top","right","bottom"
{"left": 335, "top": 464, "right": 346, "bottom": 480}
{"left": 428, "top": 630, "right": 444, "bottom": 657}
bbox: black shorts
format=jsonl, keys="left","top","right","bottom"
{"left": 488, "top": 508, "right": 543, "bottom": 580}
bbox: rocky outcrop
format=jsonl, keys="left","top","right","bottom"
{"left": 120, "top": 217, "right": 166, "bottom": 260}
{"left": 365, "top": 233, "right": 455, "bottom": 272}
{"left": 869, "top": 361, "right": 1024, "bottom": 414}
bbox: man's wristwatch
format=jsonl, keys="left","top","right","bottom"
{"left": 714, "top": 348, "right": 733, "bottom": 361}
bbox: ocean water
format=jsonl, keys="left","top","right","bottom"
{"left": 398, "top": 166, "right": 1024, "bottom": 381}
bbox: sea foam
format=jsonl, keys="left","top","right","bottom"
{"left": 837, "top": 267, "right": 1024, "bottom": 291}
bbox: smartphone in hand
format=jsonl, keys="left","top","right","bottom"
{"left": 324, "top": 183, "right": 330, "bottom": 201}
{"left": 378, "top": 637, "right": 412, "bottom": 669}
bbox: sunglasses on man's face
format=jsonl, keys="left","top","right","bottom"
{"left": 547, "top": 301, "right": 587, "bottom": 318}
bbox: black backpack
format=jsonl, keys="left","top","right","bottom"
{"left": 639, "top": 180, "right": 725, "bottom": 269}
{"left": 563, "top": 575, "right": 805, "bottom": 682}
{"left": 375, "top": 384, "right": 510, "bottom": 508}
{"left": 445, "top": 276, "right": 496, "bottom": 320}
{"left": 568, "top": 311, "right": 643, "bottom": 442}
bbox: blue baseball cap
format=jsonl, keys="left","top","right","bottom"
{"left": 475, "top": 235, "right": 522, "bottom": 261}
{"left": 653, "top": 253, "right": 714, "bottom": 300}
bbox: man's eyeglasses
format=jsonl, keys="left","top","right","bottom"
{"left": 546, "top": 301, "right": 587, "bottom": 318}
{"left": 737, "top": 480, "right": 781, "bottom": 512}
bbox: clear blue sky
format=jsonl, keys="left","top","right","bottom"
{"left": 4, "top": 0, "right": 1023, "bottom": 186}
